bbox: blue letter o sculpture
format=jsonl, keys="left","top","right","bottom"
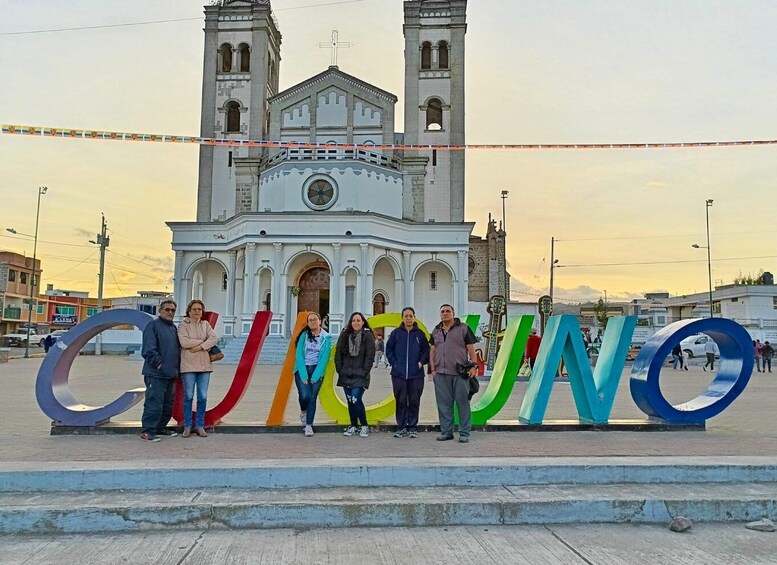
{"left": 630, "top": 318, "right": 754, "bottom": 423}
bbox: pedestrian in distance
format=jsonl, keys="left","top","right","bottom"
{"left": 671, "top": 343, "right": 682, "bottom": 370}
{"left": 177, "top": 299, "right": 218, "bottom": 439}
{"left": 140, "top": 299, "right": 181, "bottom": 442}
{"left": 525, "top": 328, "right": 541, "bottom": 369}
{"left": 43, "top": 333, "right": 54, "bottom": 354}
{"left": 429, "top": 304, "right": 478, "bottom": 444}
{"left": 335, "top": 312, "right": 375, "bottom": 438}
{"left": 703, "top": 338, "right": 716, "bottom": 372}
{"left": 755, "top": 339, "right": 763, "bottom": 372}
{"left": 681, "top": 348, "right": 690, "bottom": 371}
{"left": 293, "top": 312, "right": 332, "bottom": 437}
{"left": 385, "top": 307, "right": 430, "bottom": 438}
{"left": 761, "top": 341, "right": 774, "bottom": 373}
{"left": 373, "top": 334, "right": 387, "bottom": 368}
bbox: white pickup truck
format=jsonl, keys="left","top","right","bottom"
{"left": 1, "top": 332, "right": 46, "bottom": 348}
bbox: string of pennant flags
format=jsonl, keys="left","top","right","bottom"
{"left": 3, "top": 124, "right": 777, "bottom": 151}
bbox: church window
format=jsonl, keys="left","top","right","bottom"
{"left": 222, "top": 272, "right": 228, "bottom": 291}
{"left": 426, "top": 98, "right": 443, "bottom": 130}
{"left": 432, "top": 149, "right": 437, "bottom": 166}
{"left": 429, "top": 271, "right": 438, "bottom": 291}
{"left": 239, "top": 44, "right": 250, "bottom": 72}
{"left": 438, "top": 41, "right": 449, "bottom": 69}
{"left": 303, "top": 175, "right": 338, "bottom": 211}
{"left": 226, "top": 101, "right": 241, "bottom": 133}
{"left": 263, "top": 291, "right": 271, "bottom": 311}
{"left": 421, "top": 42, "right": 432, "bottom": 70}
{"left": 219, "top": 43, "right": 233, "bottom": 73}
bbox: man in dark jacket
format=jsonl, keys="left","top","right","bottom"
{"left": 386, "top": 307, "right": 430, "bottom": 438}
{"left": 140, "top": 299, "right": 181, "bottom": 442}
{"left": 429, "top": 304, "right": 478, "bottom": 443}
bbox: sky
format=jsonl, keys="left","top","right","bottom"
{"left": 1, "top": 0, "right": 776, "bottom": 304}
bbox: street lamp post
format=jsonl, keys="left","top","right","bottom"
{"left": 9, "top": 187, "right": 48, "bottom": 358}
{"left": 692, "top": 199, "right": 714, "bottom": 318}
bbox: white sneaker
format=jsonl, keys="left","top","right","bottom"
{"left": 300, "top": 411, "right": 307, "bottom": 425}
{"left": 343, "top": 426, "right": 357, "bottom": 436}
{"left": 304, "top": 425, "right": 314, "bottom": 437}
{"left": 359, "top": 426, "right": 369, "bottom": 438}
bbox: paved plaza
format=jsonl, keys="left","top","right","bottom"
{"left": 1, "top": 354, "right": 775, "bottom": 462}
{"left": 1, "top": 524, "right": 775, "bottom": 564}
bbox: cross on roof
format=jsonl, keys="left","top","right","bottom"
{"left": 319, "top": 29, "right": 351, "bottom": 67}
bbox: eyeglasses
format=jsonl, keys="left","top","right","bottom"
{"left": 161, "top": 308, "right": 176, "bottom": 313}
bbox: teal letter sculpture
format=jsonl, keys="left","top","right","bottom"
{"left": 519, "top": 315, "right": 637, "bottom": 424}
{"left": 471, "top": 315, "right": 534, "bottom": 425}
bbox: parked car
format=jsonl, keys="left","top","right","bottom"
{"left": 680, "top": 334, "right": 719, "bottom": 358}
{"left": 49, "top": 330, "right": 68, "bottom": 344}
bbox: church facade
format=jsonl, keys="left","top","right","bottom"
{"left": 168, "top": 0, "right": 507, "bottom": 341}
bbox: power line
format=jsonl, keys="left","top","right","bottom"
{"left": 0, "top": 0, "right": 369, "bottom": 36}
{"left": 558, "top": 254, "right": 777, "bottom": 269}
{"left": 556, "top": 230, "right": 777, "bottom": 243}
{"left": 106, "top": 249, "right": 172, "bottom": 273}
{"left": 0, "top": 233, "right": 93, "bottom": 248}
{"left": 46, "top": 251, "right": 98, "bottom": 279}
{"left": 105, "top": 260, "right": 169, "bottom": 281}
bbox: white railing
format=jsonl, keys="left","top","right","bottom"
{"left": 265, "top": 147, "right": 401, "bottom": 171}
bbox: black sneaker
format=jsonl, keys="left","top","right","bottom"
{"left": 157, "top": 429, "right": 179, "bottom": 437}
{"left": 436, "top": 433, "right": 454, "bottom": 441}
{"left": 407, "top": 430, "right": 418, "bottom": 439}
{"left": 140, "top": 432, "right": 160, "bottom": 442}
{"left": 393, "top": 428, "right": 407, "bottom": 438}
{"left": 458, "top": 436, "right": 470, "bottom": 443}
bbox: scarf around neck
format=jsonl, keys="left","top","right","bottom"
{"left": 348, "top": 330, "right": 363, "bottom": 357}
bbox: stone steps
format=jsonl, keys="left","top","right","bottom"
{"left": 221, "top": 335, "right": 289, "bottom": 365}
{"left": 1, "top": 458, "right": 775, "bottom": 534}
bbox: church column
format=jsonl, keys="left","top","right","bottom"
{"left": 172, "top": 251, "right": 186, "bottom": 318}
{"left": 403, "top": 250, "right": 413, "bottom": 308}
{"left": 457, "top": 250, "right": 468, "bottom": 316}
{"left": 271, "top": 243, "right": 283, "bottom": 335}
{"left": 231, "top": 47, "right": 238, "bottom": 75}
{"left": 359, "top": 243, "right": 369, "bottom": 313}
{"left": 241, "top": 243, "right": 256, "bottom": 333}
{"left": 330, "top": 243, "right": 343, "bottom": 333}
{"left": 225, "top": 250, "right": 238, "bottom": 335}
{"left": 197, "top": 11, "right": 219, "bottom": 222}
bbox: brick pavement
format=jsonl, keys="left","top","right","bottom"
{"left": 1, "top": 356, "right": 775, "bottom": 462}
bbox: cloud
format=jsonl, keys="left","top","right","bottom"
{"left": 509, "top": 277, "right": 647, "bottom": 304}
{"left": 72, "top": 227, "right": 93, "bottom": 239}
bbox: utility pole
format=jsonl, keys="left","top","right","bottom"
{"left": 91, "top": 214, "right": 109, "bottom": 355}
{"left": 501, "top": 190, "right": 509, "bottom": 302}
{"left": 549, "top": 237, "right": 555, "bottom": 304}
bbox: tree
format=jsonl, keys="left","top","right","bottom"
{"left": 593, "top": 298, "right": 610, "bottom": 329}
{"left": 733, "top": 270, "right": 765, "bottom": 285}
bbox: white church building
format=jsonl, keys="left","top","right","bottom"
{"left": 168, "top": 0, "right": 507, "bottom": 343}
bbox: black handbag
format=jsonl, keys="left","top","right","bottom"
{"left": 456, "top": 362, "right": 480, "bottom": 400}
{"left": 209, "top": 345, "right": 224, "bottom": 362}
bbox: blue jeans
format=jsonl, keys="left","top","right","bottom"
{"left": 672, "top": 354, "right": 680, "bottom": 369}
{"left": 182, "top": 372, "right": 211, "bottom": 429}
{"left": 344, "top": 386, "right": 367, "bottom": 427}
{"left": 295, "top": 366, "right": 324, "bottom": 426}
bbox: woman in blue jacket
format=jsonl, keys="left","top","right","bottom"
{"left": 385, "top": 307, "right": 430, "bottom": 438}
{"left": 293, "top": 312, "right": 332, "bottom": 437}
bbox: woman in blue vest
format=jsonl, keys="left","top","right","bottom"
{"left": 293, "top": 312, "right": 332, "bottom": 437}
{"left": 385, "top": 307, "right": 430, "bottom": 438}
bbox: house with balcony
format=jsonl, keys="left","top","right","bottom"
{"left": 0, "top": 251, "right": 45, "bottom": 335}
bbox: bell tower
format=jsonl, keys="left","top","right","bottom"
{"left": 403, "top": 0, "right": 467, "bottom": 223}
{"left": 197, "top": 0, "right": 281, "bottom": 222}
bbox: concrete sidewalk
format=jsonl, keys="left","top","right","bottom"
{"left": 1, "top": 524, "right": 775, "bottom": 564}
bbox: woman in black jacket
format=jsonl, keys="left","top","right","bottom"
{"left": 385, "top": 307, "right": 429, "bottom": 438}
{"left": 335, "top": 312, "right": 376, "bottom": 437}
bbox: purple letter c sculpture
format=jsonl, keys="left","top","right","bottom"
{"left": 630, "top": 317, "right": 755, "bottom": 424}
{"left": 36, "top": 309, "right": 154, "bottom": 426}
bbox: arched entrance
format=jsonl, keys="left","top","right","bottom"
{"left": 297, "top": 265, "right": 330, "bottom": 319}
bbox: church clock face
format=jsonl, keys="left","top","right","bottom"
{"left": 303, "top": 175, "right": 338, "bottom": 211}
